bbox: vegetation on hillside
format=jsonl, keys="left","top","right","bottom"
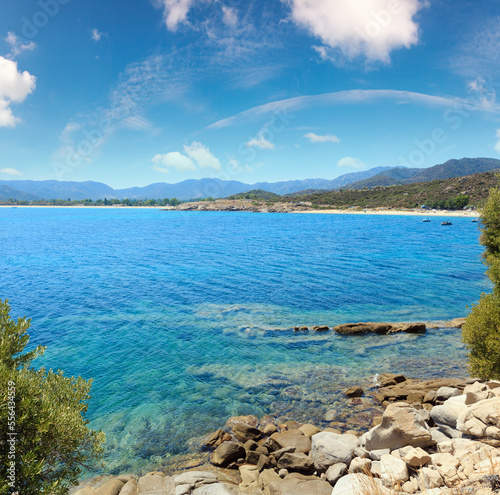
{"left": 0, "top": 300, "right": 104, "bottom": 494}
{"left": 463, "top": 189, "right": 500, "bottom": 379}
{"left": 282, "top": 172, "right": 500, "bottom": 210}
{"left": 227, "top": 189, "right": 280, "bottom": 200}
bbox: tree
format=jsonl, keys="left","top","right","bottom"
{"left": 463, "top": 188, "right": 500, "bottom": 379}
{"left": 0, "top": 300, "right": 104, "bottom": 494}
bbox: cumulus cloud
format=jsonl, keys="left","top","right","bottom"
{"left": 152, "top": 151, "right": 197, "bottom": 172}
{"left": 0, "top": 57, "right": 36, "bottom": 127}
{"left": 337, "top": 156, "right": 366, "bottom": 169}
{"left": 246, "top": 136, "right": 275, "bottom": 149}
{"left": 1, "top": 167, "right": 22, "bottom": 176}
{"left": 495, "top": 130, "right": 500, "bottom": 155}
{"left": 152, "top": 142, "right": 221, "bottom": 174}
{"left": 286, "top": 0, "right": 424, "bottom": 63}
{"left": 305, "top": 132, "right": 340, "bottom": 143}
{"left": 156, "top": 0, "right": 195, "bottom": 30}
{"left": 5, "top": 32, "right": 36, "bottom": 59}
{"left": 91, "top": 29, "right": 103, "bottom": 41}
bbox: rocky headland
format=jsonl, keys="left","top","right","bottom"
{"left": 72, "top": 320, "right": 500, "bottom": 495}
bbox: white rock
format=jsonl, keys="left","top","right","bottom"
{"left": 348, "top": 457, "right": 371, "bottom": 474}
{"left": 326, "top": 463, "right": 347, "bottom": 484}
{"left": 402, "top": 447, "right": 431, "bottom": 467}
{"left": 380, "top": 454, "right": 409, "bottom": 486}
{"left": 457, "top": 396, "right": 500, "bottom": 439}
{"left": 310, "top": 432, "right": 358, "bottom": 471}
{"left": 430, "top": 395, "right": 467, "bottom": 429}
{"left": 419, "top": 467, "right": 444, "bottom": 489}
{"left": 331, "top": 474, "right": 391, "bottom": 495}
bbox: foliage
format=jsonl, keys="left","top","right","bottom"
{"left": 463, "top": 188, "right": 500, "bottom": 379}
{"left": 227, "top": 189, "right": 280, "bottom": 200}
{"left": 0, "top": 300, "right": 104, "bottom": 495}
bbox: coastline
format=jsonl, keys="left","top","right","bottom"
{"left": 291, "top": 208, "right": 479, "bottom": 217}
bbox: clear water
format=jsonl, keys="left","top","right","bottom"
{"left": 0, "top": 208, "right": 488, "bottom": 474}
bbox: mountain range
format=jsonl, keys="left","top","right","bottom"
{"left": 1, "top": 158, "right": 499, "bottom": 201}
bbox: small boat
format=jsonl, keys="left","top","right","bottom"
{"left": 441, "top": 220, "right": 452, "bottom": 226}
{"left": 471, "top": 218, "right": 479, "bottom": 223}
{"left": 422, "top": 218, "right": 430, "bottom": 222}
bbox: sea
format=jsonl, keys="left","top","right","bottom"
{"left": 0, "top": 207, "right": 489, "bottom": 475}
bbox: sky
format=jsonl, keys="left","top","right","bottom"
{"left": 0, "top": 0, "right": 499, "bottom": 188}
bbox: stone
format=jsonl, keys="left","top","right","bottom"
{"left": 379, "top": 454, "right": 409, "bottom": 486}
{"left": 268, "top": 478, "right": 332, "bottom": 495}
{"left": 119, "top": 479, "right": 138, "bottom": 495}
{"left": 349, "top": 457, "right": 372, "bottom": 474}
{"left": 226, "top": 415, "right": 259, "bottom": 430}
{"left": 464, "top": 381, "right": 494, "bottom": 405}
{"left": 457, "top": 397, "right": 500, "bottom": 439}
{"left": 117, "top": 475, "right": 134, "bottom": 483}
{"left": 245, "top": 440, "right": 259, "bottom": 451}
{"left": 402, "top": 447, "right": 431, "bottom": 467}
{"left": 271, "top": 430, "right": 311, "bottom": 454}
{"left": 256, "top": 454, "right": 269, "bottom": 472}
{"left": 430, "top": 395, "right": 468, "bottom": 429}
{"left": 277, "top": 453, "right": 314, "bottom": 473}
{"left": 211, "top": 442, "right": 246, "bottom": 467}
{"left": 278, "top": 469, "right": 288, "bottom": 478}
{"left": 369, "top": 449, "right": 390, "bottom": 461}
{"left": 233, "top": 423, "right": 262, "bottom": 443}
{"left": 435, "top": 387, "right": 461, "bottom": 402}
{"left": 175, "top": 471, "right": 218, "bottom": 495}
{"left": 239, "top": 465, "right": 260, "bottom": 489}
{"left": 326, "top": 463, "right": 347, "bottom": 484}
{"left": 259, "top": 468, "right": 281, "bottom": 489}
{"left": 74, "top": 489, "right": 98, "bottom": 495}
{"left": 204, "top": 429, "right": 232, "bottom": 449}
{"left": 353, "top": 447, "right": 370, "bottom": 458}
{"left": 429, "top": 453, "right": 460, "bottom": 486}
{"left": 246, "top": 450, "right": 261, "bottom": 465}
{"left": 138, "top": 473, "right": 172, "bottom": 494}
{"left": 334, "top": 322, "right": 393, "bottom": 335}
{"left": 344, "top": 386, "right": 364, "bottom": 398}
{"left": 448, "top": 317, "right": 466, "bottom": 328}
{"left": 192, "top": 484, "right": 241, "bottom": 495}
{"left": 420, "top": 467, "right": 444, "bottom": 489}
{"left": 263, "top": 424, "right": 278, "bottom": 436}
{"left": 361, "top": 402, "right": 435, "bottom": 451}
{"left": 402, "top": 477, "right": 419, "bottom": 494}
{"left": 96, "top": 479, "right": 125, "bottom": 495}
{"left": 310, "top": 432, "right": 359, "bottom": 471}
{"left": 298, "top": 424, "right": 320, "bottom": 437}
{"left": 269, "top": 447, "right": 296, "bottom": 462}
{"left": 331, "top": 474, "right": 391, "bottom": 495}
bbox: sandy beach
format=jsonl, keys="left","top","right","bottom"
{"left": 292, "top": 208, "right": 480, "bottom": 217}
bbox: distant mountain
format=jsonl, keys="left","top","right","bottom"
{"left": 348, "top": 158, "right": 500, "bottom": 189}
{"left": 0, "top": 184, "right": 40, "bottom": 202}
{"left": 251, "top": 179, "right": 334, "bottom": 195}
{"left": 326, "top": 166, "right": 393, "bottom": 189}
{"left": 0, "top": 180, "right": 114, "bottom": 200}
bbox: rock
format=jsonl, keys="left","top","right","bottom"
{"left": 310, "top": 432, "right": 359, "bottom": 471}
{"left": 430, "top": 395, "right": 468, "bottom": 429}
{"left": 298, "top": 424, "right": 320, "bottom": 437}
{"left": 259, "top": 468, "right": 281, "bottom": 490}
{"left": 204, "top": 429, "right": 232, "bottom": 449}
{"left": 239, "top": 465, "right": 260, "bottom": 490}
{"left": 277, "top": 453, "right": 314, "bottom": 473}
{"left": 457, "top": 397, "right": 500, "bottom": 439}
{"left": 331, "top": 474, "right": 391, "bottom": 495}
{"left": 465, "top": 381, "right": 496, "bottom": 405}
{"left": 429, "top": 453, "right": 460, "bottom": 486}
{"left": 334, "top": 322, "right": 392, "bottom": 335}
{"left": 226, "top": 415, "right": 259, "bottom": 430}
{"left": 420, "top": 467, "right": 444, "bottom": 489}
{"left": 96, "top": 479, "right": 124, "bottom": 495}
{"left": 369, "top": 449, "right": 390, "bottom": 461}
{"left": 263, "top": 424, "right": 278, "bottom": 436}
{"left": 74, "top": 489, "right": 98, "bottom": 495}
{"left": 268, "top": 478, "right": 332, "bottom": 495}
{"left": 119, "top": 479, "right": 138, "bottom": 495}
{"left": 344, "top": 386, "right": 364, "bottom": 398}
{"left": 448, "top": 317, "right": 466, "bottom": 328}
{"left": 312, "top": 325, "right": 330, "bottom": 332}
{"left": 435, "top": 387, "right": 461, "bottom": 402}
{"left": 349, "top": 457, "right": 372, "bottom": 473}
{"left": 175, "top": 471, "right": 219, "bottom": 495}
{"left": 378, "top": 373, "right": 407, "bottom": 387}
{"left": 245, "top": 440, "right": 259, "bottom": 451}
{"left": 117, "top": 475, "right": 134, "bottom": 483}
{"left": 401, "top": 477, "right": 419, "bottom": 494}
{"left": 256, "top": 454, "right": 269, "bottom": 472}
{"left": 402, "top": 447, "right": 431, "bottom": 467}
{"left": 361, "top": 402, "right": 435, "bottom": 451}
{"left": 398, "top": 323, "right": 426, "bottom": 334}
{"left": 270, "top": 430, "right": 311, "bottom": 454}
{"left": 245, "top": 450, "right": 261, "bottom": 465}
{"left": 211, "top": 442, "right": 246, "bottom": 467}
{"left": 353, "top": 447, "right": 370, "bottom": 458}
{"left": 137, "top": 473, "right": 172, "bottom": 493}
{"left": 326, "top": 463, "right": 347, "bottom": 484}
{"left": 379, "top": 454, "right": 409, "bottom": 486}
{"left": 192, "top": 484, "right": 241, "bottom": 495}
{"left": 233, "top": 423, "right": 262, "bottom": 443}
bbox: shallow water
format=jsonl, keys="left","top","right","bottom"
{"left": 0, "top": 208, "right": 488, "bottom": 474}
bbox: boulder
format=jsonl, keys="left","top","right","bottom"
{"left": 331, "top": 474, "right": 392, "bottom": 495}
{"left": 268, "top": 478, "right": 332, "bottom": 495}
{"left": 204, "top": 429, "right": 232, "bottom": 449}
{"left": 430, "top": 395, "right": 468, "bottom": 429}
{"left": 239, "top": 465, "right": 260, "bottom": 490}
{"left": 233, "top": 423, "right": 262, "bottom": 443}
{"left": 344, "top": 386, "right": 364, "bottom": 398}
{"left": 361, "top": 402, "right": 435, "bottom": 451}
{"left": 379, "top": 454, "right": 409, "bottom": 486}
{"left": 137, "top": 473, "right": 172, "bottom": 494}
{"left": 119, "top": 479, "right": 138, "bottom": 495}
{"left": 334, "top": 322, "right": 392, "bottom": 335}
{"left": 96, "top": 479, "right": 124, "bottom": 495}
{"left": 435, "top": 387, "right": 461, "bottom": 402}
{"left": 192, "top": 484, "right": 241, "bottom": 495}
{"left": 326, "top": 463, "right": 347, "bottom": 484}
{"left": 271, "top": 430, "right": 311, "bottom": 454}
{"left": 226, "top": 415, "right": 259, "bottom": 430}
{"left": 348, "top": 457, "right": 371, "bottom": 474}
{"left": 310, "top": 432, "right": 358, "bottom": 471}
{"left": 211, "top": 442, "right": 246, "bottom": 467}
{"left": 259, "top": 469, "right": 281, "bottom": 490}
{"left": 298, "top": 424, "right": 320, "bottom": 437}
{"left": 464, "top": 381, "right": 494, "bottom": 405}
{"left": 277, "top": 453, "right": 314, "bottom": 473}
{"left": 402, "top": 447, "right": 431, "bottom": 467}
{"left": 74, "top": 489, "right": 98, "bottom": 495}
{"left": 419, "top": 467, "right": 444, "bottom": 489}
{"left": 174, "top": 471, "right": 219, "bottom": 492}
{"left": 457, "top": 396, "right": 500, "bottom": 439}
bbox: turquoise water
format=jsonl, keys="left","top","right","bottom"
{"left": 0, "top": 208, "right": 488, "bottom": 474}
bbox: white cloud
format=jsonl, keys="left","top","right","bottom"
{"left": 184, "top": 142, "right": 221, "bottom": 170}
{"left": 286, "top": 0, "right": 424, "bottom": 63}
{"left": 1, "top": 167, "right": 22, "bottom": 176}
{"left": 305, "top": 132, "right": 340, "bottom": 143}
{"left": 152, "top": 151, "right": 197, "bottom": 172}
{"left": 91, "top": 29, "right": 103, "bottom": 41}
{"left": 0, "top": 57, "right": 36, "bottom": 127}
{"left": 246, "top": 136, "right": 275, "bottom": 150}
{"left": 156, "top": 0, "right": 194, "bottom": 30}
{"left": 5, "top": 32, "right": 36, "bottom": 59}
{"left": 495, "top": 130, "right": 500, "bottom": 155}
{"left": 337, "top": 157, "right": 366, "bottom": 169}
{"left": 222, "top": 6, "right": 238, "bottom": 27}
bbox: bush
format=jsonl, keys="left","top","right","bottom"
{"left": 463, "top": 188, "right": 500, "bottom": 379}
{"left": 0, "top": 300, "right": 104, "bottom": 494}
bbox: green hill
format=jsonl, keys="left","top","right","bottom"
{"left": 284, "top": 171, "right": 500, "bottom": 209}
{"left": 227, "top": 189, "right": 280, "bottom": 200}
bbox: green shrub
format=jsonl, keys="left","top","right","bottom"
{"left": 0, "top": 300, "right": 105, "bottom": 494}
{"left": 463, "top": 188, "right": 500, "bottom": 379}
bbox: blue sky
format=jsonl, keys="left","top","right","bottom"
{"left": 0, "top": 0, "right": 499, "bottom": 188}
